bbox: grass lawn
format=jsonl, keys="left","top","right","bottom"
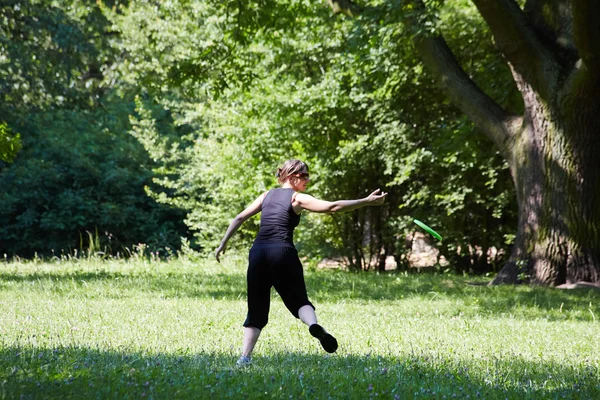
{"left": 1, "top": 254, "right": 599, "bottom": 399}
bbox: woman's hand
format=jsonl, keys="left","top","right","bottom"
{"left": 367, "top": 189, "right": 388, "bottom": 205}
{"left": 215, "top": 242, "right": 227, "bottom": 263}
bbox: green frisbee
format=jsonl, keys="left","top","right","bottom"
{"left": 413, "top": 219, "right": 443, "bottom": 241}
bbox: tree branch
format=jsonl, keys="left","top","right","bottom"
{"left": 324, "top": 0, "right": 519, "bottom": 153}
{"left": 523, "top": 0, "right": 576, "bottom": 55}
{"left": 325, "top": 0, "right": 362, "bottom": 17}
{"left": 471, "top": 0, "right": 560, "bottom": 100}
{"left": 402, "top": 0, "right": 519, "bottom": 154}
{"left": 413, "top": 34, "right": 519, "bottom": 155}
{"left": 571, "top": 0, "right": 600, "bottom": 71}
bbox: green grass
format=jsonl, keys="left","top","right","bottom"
{"left": 1, "top": 255, "right": 599, "bottom": 399}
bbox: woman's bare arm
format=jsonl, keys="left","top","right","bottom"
{"left": 215, "top": 192, "right": 267, "bottom": 262}
{"left": 294, "top": 189, "right": 387, "bottom": 213}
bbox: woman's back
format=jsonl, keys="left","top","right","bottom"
{"left": 253, "top": 188, "right": 300, "bottom": 247}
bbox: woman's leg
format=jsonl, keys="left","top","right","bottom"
{"left": 271, "top": 248, "right": 338, "bottom": 353}
{"left": 298, "top": 304, "right": 317, "bottom": 326}
{"left": 299, "top": 304, "right": 338, "bottom": 354}
{"left": 240, "top": 248, "right": 270, "bottom": 364}
{"left": 242, "top": 327, "right": 261, "bottom": 357}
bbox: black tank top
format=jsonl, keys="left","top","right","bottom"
{"left": 253, "top": 188, "right": 301, "bottom": 247}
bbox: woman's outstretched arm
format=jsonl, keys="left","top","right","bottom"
{"left": 294, "top": 189, "right": 387, "bottom": 213}
{"left": 215, "top": 192, "right": 267, "bottom": 262}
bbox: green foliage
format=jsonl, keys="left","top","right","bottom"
{"left": 0, "top": 0, "right": 188, "bottom": 257}
{"left": 0, "top": 122, "right": 21, "bottom": 163}
{"left": 1, "top": 0, "right": 519, "bottom": 270}
{"left": 0, "top": 102, "right": 187, "bottom": 257}
{"left": 1, "top": 258, "right": 599, "bottom": 398}
{"left": 0, "top": 0, "right": 122, "bottom": 113}
{"left": 111, "top": 0, "right": 517, "bottom": 271}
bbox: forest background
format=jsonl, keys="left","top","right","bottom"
{"left": 0, "top": 0, "right": 520, "bottom": 274}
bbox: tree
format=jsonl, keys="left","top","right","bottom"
{"left": 0, "top": 0, "right": 188, "bottom": 257}
{"left": 112, "top": 0, "right": 517, "bottom": 269}
{"left": 109, "top": 0, "right": 519, "bottom": 271}
{"left": 328, "top": 0, "right": 600, "bottom": 285}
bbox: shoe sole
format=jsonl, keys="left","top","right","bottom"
{"left": 309, "top": 324, "right": 338, "bottom": 353}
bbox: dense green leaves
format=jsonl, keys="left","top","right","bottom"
{"left": 0, "top": 100, "right": 187, "bottom": 257}
{"left": 113, "top": 0, "right": 517, "bottom": 270}
{"left": 1, "top": 0, "right": 518, "bottom": 271}
{"left": 0, "top": 122, "right": 21, "bottom": 163}
{"left": 0, "top": 0, "right": 187, "bottom": 257}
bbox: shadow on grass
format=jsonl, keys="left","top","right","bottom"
{"left": 0, "top": 345, "right": 597, "bottom": 399}
{"left": 1, "top": 268, "right": 599, "bottom": 320}
{"left": 0, "top": 270, "right": 247, "bottom": 300}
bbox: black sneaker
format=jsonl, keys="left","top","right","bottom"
{"left": 236, "top": 355, "right": 252, "bottom": 368}
{"left": 309, "top": 324, "right": 338, "bottom": 353}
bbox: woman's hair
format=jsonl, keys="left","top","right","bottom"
{"left": 276, "top": 159, "right": 309, "bottom": 185}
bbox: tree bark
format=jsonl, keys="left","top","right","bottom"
{"left": 492, "top": 66, "right": 600, "bottom": 285}
{"left": 475, "top": 0, "right": 600, "bottom": 285}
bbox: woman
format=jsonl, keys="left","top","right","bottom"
{"left": 215, "top": 159, "right": 387, "bottom": 367}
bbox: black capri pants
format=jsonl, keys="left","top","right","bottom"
{"left": 244, "top": 245, "right": 315, "bottom": 330}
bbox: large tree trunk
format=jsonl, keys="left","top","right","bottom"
{"left": 493, "top": 71, "right": 600, "bottom": 285}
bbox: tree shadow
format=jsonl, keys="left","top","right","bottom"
{"left": 0, "top": 345, "right": 597, "bottom": 399}
{"left": 1, "top": 267, "right": 598, "bottom": 320}
{"left": 304, "top": 269, "right": 600, "bottom": 320}
{"left": 0, "top": 268, "right": 248, "bottom": 300}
